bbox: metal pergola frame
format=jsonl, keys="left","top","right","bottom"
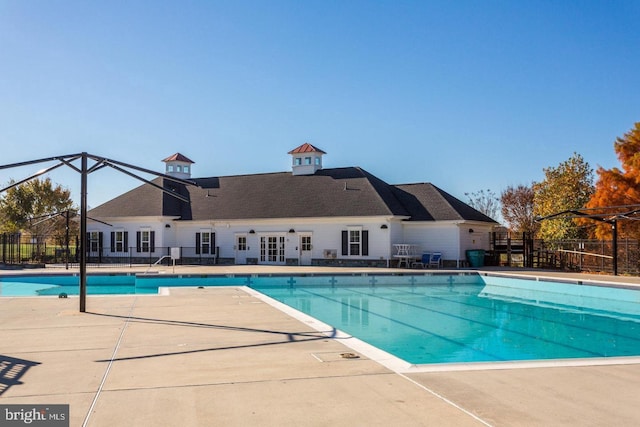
{"left": 535, "top": 204, "right": 640, "bottom": 275}
{"left": 0, "top": 152, "right": 194, "bottom": 312}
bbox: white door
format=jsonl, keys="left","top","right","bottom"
{"left": 260, "top": 235, "right": 285, "bottom": 265}
{"left": 299, "top": 234, "right": 312, "bottom": 265}
{"left": 235, "top": 234, "right": 247, "bottom": 264}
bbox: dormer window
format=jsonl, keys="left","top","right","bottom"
{"left": 184, "top": 166, "right": 189, "bottom": 174}
{"left": 305, "top": 157, "right": 312, "bottom": 165}
{"left": 294, "top": 158, "right": 302, "bottom": 166}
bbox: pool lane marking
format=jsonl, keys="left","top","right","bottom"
{"left": 82, "top": 296, "right": 138, "bottom": 427}
{"left": 397, "top": 372, "right": 495, "bottom": 427}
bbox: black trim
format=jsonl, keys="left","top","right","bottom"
{"left": 362, "top": 230, "right": 369, "bottom": 256}
{"left": 341, "top": 230, "right": 348, "bottom": 255}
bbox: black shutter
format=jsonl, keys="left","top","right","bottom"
{"left": 110, "top": 232, "right": 115, "bottom": 252}
{"left": 195, "top": 233, "right": 201, "bottom": 254}
{"left": 212, "top": 232, "right": 216, "bottom": 255}
{"left": 98, "top": 232, "right": 104, "bottom": 255}
{"left": 124, "top": 232, "right": 129, "bottom": 253}
{"left": 136, "top": 231, "right": 141, "bottom": 252}
{"left": 362, "top": 230, "right": 369, "bottom": 256}
{"left": 150, "top": 231, "right": 155, "bottom": 252}
{"left": 341, "top": 230, "right": 348, "bottom": 255}
{"left": 85, "top": 232, "right": 90, "bottom": 254}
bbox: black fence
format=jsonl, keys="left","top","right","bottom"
{"left": 3, "top": 232, "right": 640, "bottom": 275}
{"left": 489, "top": 232, "right": 640, "bottom": 275}
{"left": 0, "top": 234, "right": 219, "bottom": 268}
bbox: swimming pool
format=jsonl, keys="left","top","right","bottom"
{"left": 2, "top": 272, "right": 639, "bottom": 367}
{"left": 251, "top": 275, "right": 640, "bottom": 365}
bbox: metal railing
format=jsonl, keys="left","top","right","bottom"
{"left": 0, "top": 236, "right": 219, "bottom": 268}
{"left": 490, "top": 232, "right": 640, "bottom": 275}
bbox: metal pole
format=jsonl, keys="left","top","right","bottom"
{"left": 65, "top": 210, "right": 70, "bottom": 270}
{"left": 612, "top": 220, "right": 618, "bottom": 276}
{"left": 80, "top": 153, "right": 88, "bottom": 312}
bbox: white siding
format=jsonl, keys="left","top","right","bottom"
{"left": 401, "top": 223, "right": 460, "bottom": 261}
{"left": 88, "top": 215, "right": 494, "bottom": 266}
{"left": 86, "top": 216, "right": 170, "bottom": 258}
{"left": 400, "top": 222, "right": 494, "bottom": 264}
{"left": 175, "top": 217, "right": 391, "bottom": 263}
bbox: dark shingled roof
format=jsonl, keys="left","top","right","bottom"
{"left": 89, "top": 167, "right": 497, "bottom": 223}
{"left": 394, "top": 183, "right": 498, "bottom": 222}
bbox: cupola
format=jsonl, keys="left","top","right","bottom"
{"left": 162, "top": 153, "right": 194, "bottom": 179}
{"left": 288, "top": 143, "right": 326, "bottom": 176}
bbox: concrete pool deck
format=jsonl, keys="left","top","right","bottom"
{"left": 2, "top": 265, "right": 640, "bottom": 426}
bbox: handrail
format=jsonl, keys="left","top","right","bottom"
{"left": 143, "top": 255, "right": 172, "bottom": 275}
{"left": 554, "top": 249, "right": 613, "bottom": 259}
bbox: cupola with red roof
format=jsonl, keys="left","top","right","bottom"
{"left": 288, "top": 143, "right": 326, "bottom": 176}
{"left": 162, "top": 153, "right": 194, "bottom": 179}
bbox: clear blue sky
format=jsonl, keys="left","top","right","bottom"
{"left": 1, "top": 0, "right": 638, "bottom": 213}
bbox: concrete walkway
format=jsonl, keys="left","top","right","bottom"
{"left": 2, "top": 266, "right": 640, "bottom": 426}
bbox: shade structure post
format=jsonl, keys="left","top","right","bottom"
{"left": 612, "top": 220, "right": 618, "bottom": 276}
{"left": 79, "top": 153, "right": 88, "bottom": 312}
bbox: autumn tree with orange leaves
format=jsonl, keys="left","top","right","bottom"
{"left": 585, "top": 122, "right": 640, "bottom": 239}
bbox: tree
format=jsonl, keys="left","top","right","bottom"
{"left": 465, "top": 189, "right": 500, "bottom": 220}
{"left": 0, "top": 178, "right": 76, "bottom": 253}
{"left": 501, "top": 183, "right": 538, "bottom": 234}
{"left": 533, "top": 153, "right": 594, "bottom": 241}
{"left": 584, "top": 122, "right": 640, "bottom": 239}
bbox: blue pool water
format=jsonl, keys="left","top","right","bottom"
{"left": 253, "top": 279, "right": 640, "bottom": 364}
{"left": 2, "top": 273, "right": 639, "bottom": 365}
{"left": 0, "top": 275, "right": 142, "bottom": 296}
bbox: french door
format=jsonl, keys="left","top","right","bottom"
{"left": 260, "top": 235, "right": 285, "bottom": 264}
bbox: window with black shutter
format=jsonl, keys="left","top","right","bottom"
{"left": 341, "top": 228, "right": 368, "bottom": 256}
{"left": 110, "top": 230, "right": 128, "bottom": 253}
{"left": 196, "top": 231, "right": 215, "bottom": 255}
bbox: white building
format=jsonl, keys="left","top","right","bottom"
{"left": 87, "top": 143, "right": 497, "bottom": 267}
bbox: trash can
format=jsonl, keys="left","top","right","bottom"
{"left": 466, "top": 249, "right": 485, "bottom": 267}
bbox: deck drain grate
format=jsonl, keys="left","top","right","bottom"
{"left": 340, "top": 352, "right": 360, "bottom": 359}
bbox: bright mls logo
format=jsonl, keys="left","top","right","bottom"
{"left": 0, "top": 405, "right": 68, "bottom": 426}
